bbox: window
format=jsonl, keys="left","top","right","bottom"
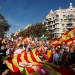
{"left": 62, "top": 24, "right": 64, "bottom": 27}
{"left": 67, "top": 24, "right": 73, "bottom": 27}
{"left": 48, "top": 22, "right": 50, "bottom": 24}
{"left": 54, "top": 20, "right": 55, "bottom": 23}
{"left": 63, "top": 15, "right": 66, "bottom": 18}
{"left": 55, "top": 24, "right": 59, "bottom": 28}
{"left": 68, "top": 20, "right": 72, "bottom": 22}
{"left": 64, "top": 19, "right": 67, "bottom": 22}
{"left": 63, "top": 28, "right": 65, "bottom": 32}
{"left": 52, "top": 21, "right": 53, "bottom": 24}
{"left": 53, "top": 25, "right": 55, "bottom": 28}
{"left": 56, "top": 15, "right": 59, "bottom": 18}
{"left": 50, "top": 18, "right": 51, "bottom": 20}
{"left": 66, "top": 15, "right": 69, "bottom": 18}
{"left": 55, "top": 33, "right": 59, "bottom": 37}
{"left": 70, "top": 14, "right": 74, "bottom": 17}
{"left": 53, "top": 17, "right": 54, "bottom": 19}
{"left": 61, "top": 19, "right": 63, "bottom": 22}
{"left": 55, "top": 29, "right": 59, "bottom": 32}
{"left": 55, "top": 19, "right": 59, "bottom": 22}
{"left": 73, "top": 19, "right": 75, "bottom": 22}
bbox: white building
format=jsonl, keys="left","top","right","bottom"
{"left": 42, "top": 3, "right": 75, "bottom": 39}
{"left": 24, "top": 24, "right": 32, "bottom": 30}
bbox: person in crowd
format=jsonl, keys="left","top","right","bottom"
{"left": 0, "top": 59, "right": 9, "bottom": 75}
{"left": 26, "top": 43, "right": 31, "bottom": 52}
{"left": 60, "top": 52, "right": 71, "bottom": 67}
{"left": 64, "top": 45, "right": 69, "bottom": 53}
{"left": 70, "top": 49, "right": 75, "bottom": 64}
{"left": 60, "top": 42, "right": 65, "bottom": 48}
{"left": 0, "top": 38, "right": 2, "bottom": 49}
{"left": 6, "top": 41, "right": 14, "bottom": 55}
{"left": 58, "top": 48, "right": 64, "bottom": 63}
{"left": 23, "top": 44, "right": 28, "bottom": 53}
{"left": 14, "top": 44, "right": 24, "bottom": 54}
{"left": 0, "top": 43, "right": 7, "bottom": 56}
{"left": 0, "top": 43, "right": 9, "bottom": 75}
{"left": 52, "top": 48, "right": 60, "bottom": 65}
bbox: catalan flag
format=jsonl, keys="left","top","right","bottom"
{"left": 3, "top": 49, "right": 75, "bottom": 75}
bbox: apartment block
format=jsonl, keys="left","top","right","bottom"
{"left": 42, "top": 3, "right": 75, "bottom": 39}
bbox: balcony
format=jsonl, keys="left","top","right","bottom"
{"left": 46, "top": 25, "right": 48, "bottom": 26}
{"left": 67, "top": 20, "right": 73, "bottom": 22}
{"left": 46, "top": 28, "right": 49, "bottom": 31}
{"left": 66, "top": 25, "right": 74, "bottom": 28}
{"left": 66, "top": 15, "right": 74, "bottom": 19}
{"left": 50, "top": 27, "right": 55, "bottom": 30}
{"left": 53, "top": 31, "right": 60, "bottom": 33}
{"left": 46, "top": 26, "right": 53, "bottom": 31}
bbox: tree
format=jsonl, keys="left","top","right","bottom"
{"left": 11, "top": 33, "right": 15, "bottom": 38}
{"left": 33, "top": 23, "right": 46, "bottom": 37}
{"left": 18, "top": 23, "right": 46, "bottom": 37}
{"left": 18, "top": 30, "right": 26, "bottom": 37}
{"left": 0, "top": 14, "right": 10, "bottom": 38}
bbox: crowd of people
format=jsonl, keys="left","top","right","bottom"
{"left": 0, "top": 37, "right": 75, "bottom": 75}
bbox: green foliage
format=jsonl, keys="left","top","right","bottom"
{"left": 18, "top": 23, "right": 46, "bottom": 37}
{"left": 11, "top": 33, "right": 14, "bottom": 38}
{"left": 0, "top": 14, "right": 10, "bottom": 38}
{"left": 45, "top": 33, "right": 53, "bottom": 40}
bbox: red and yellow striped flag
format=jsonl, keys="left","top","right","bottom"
{"left": 3, "top": 49, "right": 75, "bottom": 75}
{"left": 52, "top": 37, "right": 61, "bottom": 46}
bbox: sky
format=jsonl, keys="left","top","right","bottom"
{"left": 0, "top": 0, "right": 75, "bottom": 35}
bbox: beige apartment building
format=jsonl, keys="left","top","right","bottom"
{"left": 42, "top": 3, "right": 75, "bottom": 39}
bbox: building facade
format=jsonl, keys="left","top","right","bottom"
{"left": 42, "top": 3, "right": 75, "bottom": 39}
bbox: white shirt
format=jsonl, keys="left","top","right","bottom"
{"left": 14, "top": 48, "right": 24, "bottom": 54}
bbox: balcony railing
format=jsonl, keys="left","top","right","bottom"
{"left": 66, "top": 25, "right": 74, "bottom": 28}
{"left": 66, "top": 16, "right": 74, "bottom": 19}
